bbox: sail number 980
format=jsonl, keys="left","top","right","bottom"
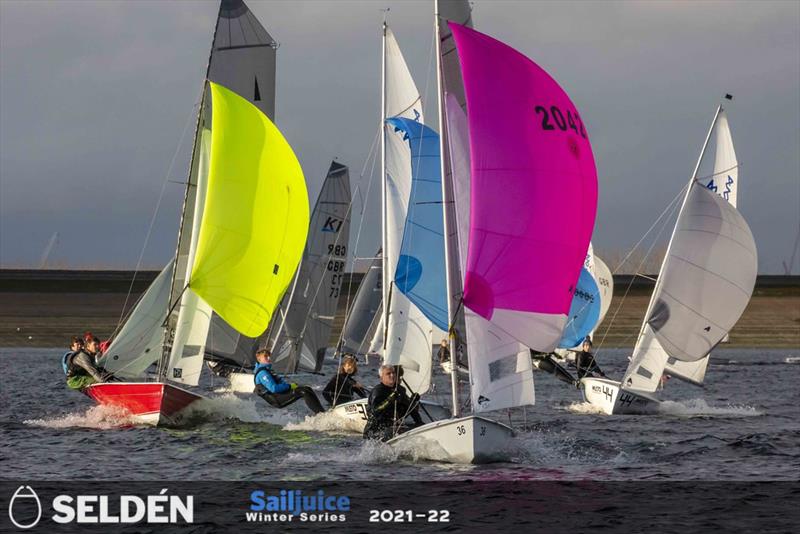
{"left": 534, "top": 105, "right": 587, "bottom": 138}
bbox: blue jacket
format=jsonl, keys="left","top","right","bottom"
{"left": 254, "top": 363, "right": 290, "bottom": 394}
{"left": 62, "top": 351, "right": 74, "bottom": 375}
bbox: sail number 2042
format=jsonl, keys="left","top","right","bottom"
{"left": 534, "top": 105, "right": 587, "bottom": 139}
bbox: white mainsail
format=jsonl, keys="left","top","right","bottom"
{"left": 444, "top": 93, "right": 534, "bottom": 412}
{"left": 623, "top": 108, "right": 756, "bottom": 392}
{"left": 167, "top": 126, "right": 213, "bottom": 385}
{"left": 381, "top": 26, "right": 433, "bottom": 394}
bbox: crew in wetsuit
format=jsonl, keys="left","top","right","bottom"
{"left": 530, "top": 350, "right": 578, "bottom": 386}
{"left": 65, "top": 336, "right": 107, "bottom": 390}
{"left": 575, "top": 337, "right": 605, "bottom": 379}
{"left": 322, "top": 354, "right": 367, "bottom": 407}
{"left": 62, "top": 336, "right": 83, "bottom": 376}
{"left": 253, "top": 349, "right": 324, "bottom": 414}
{"left": 363, "top": 365, "right": 423, "bottom": 441}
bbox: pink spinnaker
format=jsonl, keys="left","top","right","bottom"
{"left": 450, "top": 23, "right": 598, "bottom": 323}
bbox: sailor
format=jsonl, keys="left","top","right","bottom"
{"left": 62, "top": 336, "right": 83, "bottom": 376}
{"left": 253, "top": 349, "right": 324, "bottom": 414}
{"left": 575, "top": 337, "right": 605, "bottom": 380}
{"left": 530, "top": 350, "right": 578, "bottom": 386}
{"left": 437, "top": 338, "right": 450, "bottom": 363}
{"left": 322, "top": 354, "right": 368, "bottom": 407}
{"left": 362, "top": 364, "right": 423, "bottom": 441}
{"left": 65, "top": 336, "right": 107, "bottom": 390}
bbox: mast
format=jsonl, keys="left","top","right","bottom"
{"left": 633, "top": 103, "right": 724, "bottom": 347}
{"left": 157, "top": 2, "right": 222, "bottom": 381}
{"left": 434, "top": 2, "right": 460, "bottom": 417}
{"left": 380, "top": 14, "right": 389, "bottom": 359}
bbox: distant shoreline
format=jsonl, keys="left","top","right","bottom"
{"left": 1, "top": 270, "right": 797, "bottom": 349}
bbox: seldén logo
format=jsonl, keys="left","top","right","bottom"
{"left": 8, "top": 486, "right": 42, "bottom": 529}
{"left": 248, "top": 489, "right": 350, "bottom": 523}
{"left": 7, "top": 486, "right": 193, "bottom": 528}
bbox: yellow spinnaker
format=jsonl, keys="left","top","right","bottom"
{"left": 190, "top": 82, "right": 309, "bottom": 337}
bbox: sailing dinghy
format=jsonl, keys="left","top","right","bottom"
{"left": 328, "top": 21, "right": 453, "bottom": 431}
{"left": 581, "top": 103, "right": 757, "bottom": 414}
{"left": 90, "top": 0, "right": 308, "bottom": 425}
{"left": 382, "top": 1, "right": 598, "bottom": 463}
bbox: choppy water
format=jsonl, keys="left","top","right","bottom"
{"left": 1, "top": 347, "right": 798, "bottom": 480}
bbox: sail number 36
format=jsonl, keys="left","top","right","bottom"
{"left": 534, "top": 105, "right": 587, "bottom": 139}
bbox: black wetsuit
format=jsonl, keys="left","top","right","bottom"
{"left": 253, "top": 363, "right": 324, "bottom": 414}
{"left": 575, "top": 350, "right": 604, "bottom": 379}
{"left": 437, "top": 346, "right": 450, "bottom": 363}
{"left": 362, "top": 383, "right": 423, "bottom": 441}
{"left": 322, "top": 372, "right": 367, "bottom": 407}
{"left": 531, "top": 350, "right": 577, "bottom": 386}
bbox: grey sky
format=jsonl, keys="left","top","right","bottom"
{"left": 1, "top": 0, "right": 798, "bottom": 273}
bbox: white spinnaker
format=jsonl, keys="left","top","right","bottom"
{"left": 651, "top": 184, "right": 755, "bottom": 360}
{"left": 624, "top": 184, "right": 757, "bottom": 390}
{"left": 445, "top": 93, "right": 534, "bottom": 412}
{"left": 382, "top": 27, "right": 433, "bottom": 394}
{"left": 99, "top": 261, "right": 173, "bottom": 378}
{"left": 665, "top": 110, "right": 738, "bottom": 382}
{"left": 168, "top": 128, "right": 213, "bottom": 385}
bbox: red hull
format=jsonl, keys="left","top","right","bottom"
{"left": 83, "top": 382, "right": 204, "bottom": 426}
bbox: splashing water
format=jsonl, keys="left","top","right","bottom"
{"left": 190, "top": 393, "right": 301, "bottom": 425}
{"left": 24, "top": 404, "right": 137, "bottom": 429}
{"left": 565, "top": 401, "right": 609, "bottom": 415}
{"left": 284, "top": 411, "right": 363, "bottom": 434}
{"left": 657, "top": 398, "right": 763, "bottom": 417}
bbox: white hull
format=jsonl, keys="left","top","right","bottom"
{"left": 579, "top": 377, "right": 661, "bottom": 415}
{"left": 440, "top": 360, "right": 469, "bottom": 375}
{"left": 386, "top": 415, "right": 513, "bottom": 464}
{"left": 329, "top": 398, "right": 451, "bottom": 433}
